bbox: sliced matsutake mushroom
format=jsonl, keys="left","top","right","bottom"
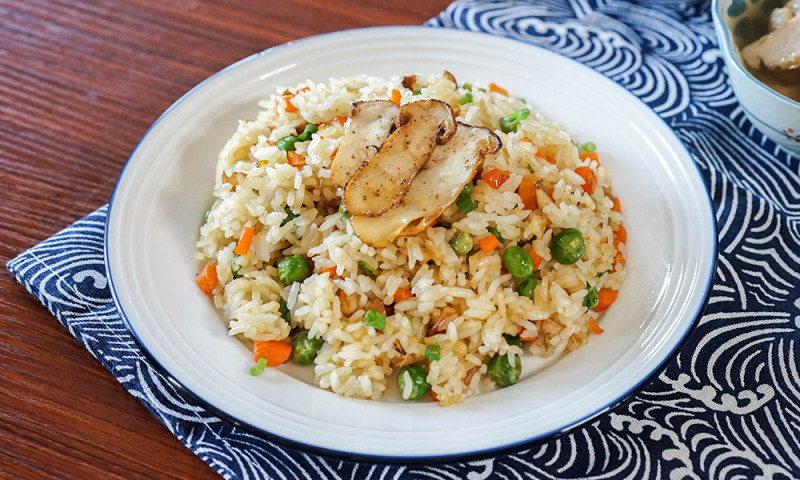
{"left": 343, "top": 99, "right": 457, "bottom": 217}
{"left": 330, "top": 100, "right": 400, "bottom": 189}
{"left": 350, "top": 123, "right": 501, "bottom": 247}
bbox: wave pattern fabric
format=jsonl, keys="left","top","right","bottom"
{"left": 8, "top": 0, "right": 800, "bottom": 478}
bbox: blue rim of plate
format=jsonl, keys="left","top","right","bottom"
{"left": 105, "top": 25, "right": 719, "bottom": 464}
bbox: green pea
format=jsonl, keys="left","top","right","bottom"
{"left": 397, "top": 364, "right": 430, "bottom": 400}
{"left": 277, "top": 255, "right": 311, "bottom": 284}
{"left": 550, "top": 228, "right": 586, "bottom": 265}
{"left": 516, "top": 276, "right": 540, "bottom": 299}
{"left": 458, "top": 93, "right": 473, "bottom": 105}
{"left": 583, "top": 283, "right": 599, "bottom": 309}
{"left": 290, "top": 331, "right": 324, "bottom": 366}
{"left": 449, "top": 231, "right": 473, "bottom": 255}
{"left": 502, "top": 246, "right": 534, "bottom": 278}
{"left": 487, "top": 353, "right": 521, "bottom": 387}
{"left": 358, "top": 260, "right": 379, "bottom": 277}
{"left": 580, "top": 141, "right": 597, "bottom": 153}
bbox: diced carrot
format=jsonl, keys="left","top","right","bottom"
{"left": 548, "top": 186, "right": 555, "bottom": 200}
{"left": 574, "top": 166, "right": 597, "bottom": 195}
{"left": 588, "top": 317, "right": 604, "bottom": 334}
{"left": 297, "top": 86, "right": 310, "bottom": 93}
{"left": 430, "top": 389, "right": 440, "bottom": 402}
{"left": 287, "top": 150, "right": 306, "bottom": 167}
{"left": 488, "top": 82, "right": 508, "bottom": 95}
{"left": 611, "top": 196, "right": 622, "bottom": 213}
{"left": 393, "top": 288, "right": 413, "bottom": 303}
{"left": 268, "top": 141, "right": 277, "bottom": 146}
{"left": 478, "top": 234, "right": 500, "bottom": 253}
{"left": 593, "top": 289, "right": 618, "bottom": 312}
{"left": 519, "top": 328, "right": 538, "bottom": 342}
{"left": 331, "top": 115, "right": 348, "bottom": 126}
{"left": 520, "top": 137, "right": 535, "bottom": 145}
{"left": 518, "top": 177, "right": 538, "bottom": 210}
{"left": 528, "top": 249, "right": 543, "bottom": 271}
{"left": 613, "top": 224, "right": 627, "bottom": 249}
{"left": 331, "top": 147, "right": 339, "bottom": 158}
{"left": 320, "top": 266, "right": 338, "bottom": 278}
{"left": 196, "top": 264, "right": 218, "bottom": 294}
{"left": 252, "top": 340, "right": 292, "bottom": 367}
{"left": 482, "top": 168, "right": 510, "bottom": 189}
{"left": 282, "top": 94, "right": 297, "bottom": 113}
{"left": 579, "top": 151, "right": 599, "bottom": 162}
{"left": 535, "top": 151, "right": 557, "bottom": 164}
{"left": 613, "top": 251, "right": 626, "bottom": 271}
{"left": 233, "top": 226, "right": 254, "bottom": 256}
{"left": 390, "top": 89, "right": 402, "bottom": 105}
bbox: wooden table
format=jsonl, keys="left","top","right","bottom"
{"left": 0, "top": 1, "right": 452, "bottom": 478}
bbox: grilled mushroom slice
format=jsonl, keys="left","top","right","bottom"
{"left": 350, "top": 123, "right": 501, "bottom": 247}
{"left": 330, "top": 100, "right": 400, "bottom": 189}
{"left": 343, "top": 99, "right": 457, "bottom": 217}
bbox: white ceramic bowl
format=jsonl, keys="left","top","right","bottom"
{"left": 712, "top": 0, "right": 800, "bottom": 156}
{"left": 106, "top": 27, "right": 716, "bottom": 460}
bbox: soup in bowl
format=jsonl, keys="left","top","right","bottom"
{"left": 713, "top": 0, "right": 800, "bottom": 155}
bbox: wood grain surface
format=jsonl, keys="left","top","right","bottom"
{"left": 0, "top": 1, "right": 452, "bottom": 478}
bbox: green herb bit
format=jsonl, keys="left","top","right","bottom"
{"left": 596, "top": 270, "right": 610, "bottom": 278}
{"left": 296, "top": 123, "right": 318, "bottom": 142}
{"left": 364, "top": 309, "right": 386, "bottom": 331}
{"left": 281, "top": 206, "right": 299, "bottom": 226}
{"left": 249, "top": 357, "right": 268, "bottom": 376}
{"left": 454, "top": 182, "right": 476, "bottom": 212}
{"left": 503, "top": 333, "right": 525, "bottom": 348}
{"left": 412, "top": 88, "right": 422, "bottom": 95}
{"left": 231, "top": 254, "right": 243, "bottom": 279}
{"left": 276, "top": 135, "right": 297, "bottom": 151}
{"left": 339, "top": 203, "right": 352, "bottom": 219}
{"left": 279, "top": 301, "right": 291, "bottom": 323}
{"left": 580, "top": 141, "right": 597, "bottom": 153}
{"left": 276, "top": 124, "right": 319, "bottom": 151}
{"left": 499, "top": 108, "right": 531, "bottom": 133}
{"left": 458, "top": 93, "right": 473, "bottom": 105}
{"left": 583, "top": 283, "right": 599, "bottom": 309}
{"left": 487, "top": 226, "right": 505, "bottom": 243}
{"left": 425, "top": 345, "right": 441, "bottom": 362}
{"left": 357, "top": 260, "right": 379, "bottom": 277}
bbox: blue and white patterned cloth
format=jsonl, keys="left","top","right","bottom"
{"left": 8, "top": 1, "right": 800, "bottom": 478}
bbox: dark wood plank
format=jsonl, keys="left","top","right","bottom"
{"left": 0, "top": 0, "right": 451, "bottom": 477}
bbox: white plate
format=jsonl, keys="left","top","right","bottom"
{"left": 106, "top": 26, "right": 716, "bottom": 460}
